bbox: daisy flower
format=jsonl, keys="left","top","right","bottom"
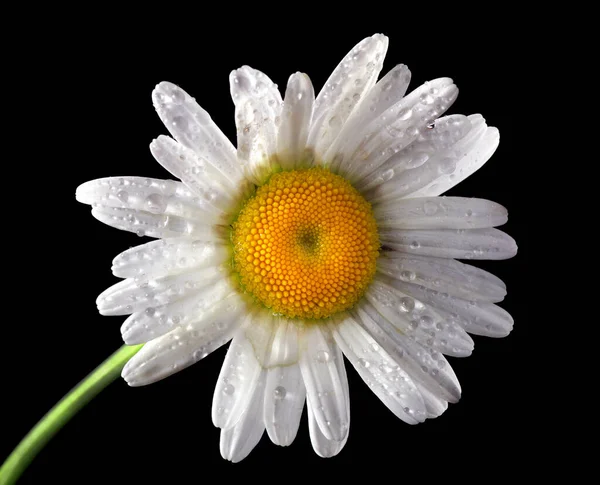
{"left": 75, "top": 33, "right": 517, "bottom": 462}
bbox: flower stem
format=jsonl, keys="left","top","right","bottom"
{"left": 0, "top": 344, "right": 142, "bottom": 485}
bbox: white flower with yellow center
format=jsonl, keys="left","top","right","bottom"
{"left": 75, "top": 34, "right": 517, "bottom": 462}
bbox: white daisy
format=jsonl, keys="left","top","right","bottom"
{"left": 76, "top": 34, "right": 517, "bottom": 462}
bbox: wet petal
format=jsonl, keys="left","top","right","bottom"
{"left": 120, "top": 278, "right": 233, "bottom": 344}
{"left": 351, "top": 302, "right": 461, "bottom": 402}
{"left": 230, "top": 66, "right": 282, "bottom": 185}
{"left": 410, "top": 115, "right": 499, "bottom": 197}
{"left": 375, "top": 197, "right": 508, "bottom": 230}
{"left": 307, "top": 396, "right": 348, "bottom": 458}
{"left": 308, "top": 34, "right": 388, "bottom": 159}
{"left": 390, "top": 280, "right": 514, "bottom": 338}
{"left": 97, "top": 266, "right": 221, "bottom": 316}
{"left": 90, "top": 205, "right": 218, "bottom": 240}
{"left": 331, "top": 78, "right": 458, "bottom": 182}
{"left": 366, "top": 277, "right": 474, "bottom": 357}
{"left": 277, "top": 73, "right": 315, "bottom": 170}
{"left": 220, "top": 371, "right": 266, "bottom": 463}
{"left": 121, "top": 293, "right": 246, "bottom": 386}
{"left": 111, "top": 238, "right": 227, "bottom": 279}
{"left": 332, "top": 316, "right": 426, "bottom": 423}
{"left": 379, "top": 228, "right": 518, "bottom": 260}
{"left": 76, "top": 177, "right": 220, "bottom": 222}
{"left": 357, "top": 114, "right": 473, "bottom": 197}
{"left": 152, "top": 81, "right": 242, "bottom": 183}
{"left": 264, "top": 364, "right": 305, "bottom": 447}
{"left": 326, "top": 64, "right": 412, "bottom": 163}
{"left": 150, "top": 136, "right": 241, "bottom": 207}
{"left": 299, "top": 325, "right": 349, "bottom": 441}
{"left": 213, "top": 323, "right": 264, "bottom": 430}
{"left": 377, "top": 252, "right": 506, "bottom": 302}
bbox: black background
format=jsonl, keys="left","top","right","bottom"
{"left": 3, "top": 10, "right": 537, "bottom": 484}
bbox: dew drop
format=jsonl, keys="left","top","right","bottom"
{"left": 381, "top": 169, "right": 394, "bottom": 181}
{"left": 316, "top": 350, "right": 330, "bottom": 363}
{"left": 274, "top": 386, "right": 287, "bottom": 400}
{"left": 172, "top": 115, "right": 188, "bottom": 130}
{"left": 438, "top": 157, "right": 457, "bottom": 175}
{"left": 328, "top": 116, "right": 341, "bottom": 128}
{"left": 420, "top": 315, "right": 433, "bottom": 327}
{"left": 423, "top": 201, "right": 438, "bottom": 215}
{"left": 399, "top": 297, "right": 415, "bottom": 312}
{"left": 420, "top": 93, "right": 435, "bottom": 104}
{"left": 400, "top": 270, "right": 416, "bottom": 281}
{"left": 171, "top": 89, "right": 185, "bottom": 104}
{"left": 406, "top": 153, "right": 429, "bottom": 169}
{"left": 397, "top": 108, "right": 413, "bottom": 121}
{"left": 117, "top": 190, "right": 129, "bottom": 203}
{"left": 358, "top": 358, "right": 371, "bottom": 368}
{"left": 146, "top": 193, "right": 167, "bottom": 213}
{"left": 223, "top": 384, "right": 235, "bottom": 395}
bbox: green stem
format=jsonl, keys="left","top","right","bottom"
{"left": 0, "top": 344, "right": 142, "bottom": 485}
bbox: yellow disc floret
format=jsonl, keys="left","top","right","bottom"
{"left": 231, "top": 167, "right": 380, "bottom": 320}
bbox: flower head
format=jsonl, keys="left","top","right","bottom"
{"left": 76, "top": 34, "right": 516, "bottom": 462}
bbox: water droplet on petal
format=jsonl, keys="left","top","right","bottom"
{"left": 399, "top": 297, "right": 415, "bottom": 312}
{"left": 274, "top": 386, "right": 287, "bottom": 400}
{"left": 317, "top": 350, "right": 330, "bottom": 363}
{"left": 146, "top": 193, "right": 167, "bottom": 213}
{"left": 117, "top": 190, "right": 129, "bottom": 203}
{"left": 424, "top": 201, "right": 438, "bottom": 215}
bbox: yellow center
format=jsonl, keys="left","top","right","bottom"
{"left": 231, "top": 167, "right": 380, "bottom": 319}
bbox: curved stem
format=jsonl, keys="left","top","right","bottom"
{"left": 0, "top": 344, "right": 142, "bottom": 485}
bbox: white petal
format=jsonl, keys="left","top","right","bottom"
{"left": 220, "top": 371, "right": 266, "bottom": 463}
{"left": 150, "top": 136, "right": 246, "bottom": 209}
{"left": 76, "top": 177, "right": 220, "bottom": 222}
{"left": 277, "top": 73, "right": 315, "bottom": 170}
{"left": 152, "top": 82, "right": 242, "bottom": 183}
{"left": 417, "top": 383, "right": 448, "bottom": 418}
{"left": 230, "top": 66, "right": 283, "bottom": 185}
{"left": 121, "top": 278, "right": 233, "bottom": 345}
{"left": 390, "top": 280, "right": 514, "bottom": 338}
{"left": 264, "top": 364, "right": 305, "bottom": 446}
{"left": 325, "top": 64, "right": 411, "bottom": 164}
{"left": 121, "top": 292, "right": 245, "bottom": 386}
{"left": 262, "top": 317, "right": 297, "bottom": 367}
{"left": 212, "top": 324, "right": 264, "bottom": 430}
{"left": 332, "top": 316, "right": 426, "bottom": 424}
{"left": 299, "top": 325, "right": 349, "bottom": 441}
{"left": 379, "top": 228, "right": 518, "bottom": 260}
{"left": 96, "top": 279, "right": 135, "bottom": 316}
{"left": 308, "top": 34, "right": 388, "bottom": 159}
{"left": 90, "top": 205, "right": 218, "bottom": 240}
{"left": 374, "top": 197, "right": 508, "bottom": 230}
{"left": 331, "top": 78, "right": 458, "bottom": 182}
{"left": 111, "top": 238, "right": 227, "bottom": 279}
{"left": 351, "top": 302, "right": 461, "bottom": 402}
{"left": 377, "top": 253, "right": 506, "bottom": 302}
{"left": 307, "top": 396, "right": 348, "bottom": 458}
{"left": 356, "top": 114, "right": 473, "bottom": 198}
{"left": 366, "top": 277, "right": 474, "bottom": 357}
{"left": 410, "top": 115, "right": 499, "bottom": 197}
{"left": 97, "top": 266, "right": 221, "bottom": 316}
